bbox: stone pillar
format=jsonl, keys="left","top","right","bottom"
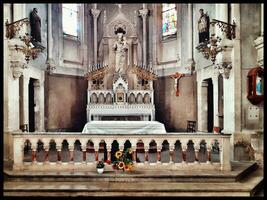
{"left": 187, "top": 4, "right": 194, "bottom": 69}
{"left": 220, "top": 137, "right": 231, "bottom": 171}
{"left": 46, "top": 4, "right": 56, "bottom": 74}
{"left": 13, "top": 139, "right": 24, "bottom": 170}
{"left": 152, "top": 4, "right": 158, "bottom": 66}
{"left": 197, "top": 81, "right": 208, "bottom": 132}
{"left": 91, "top": 4, "right": 101, "bottom": 64}
{"left": 212, "top": 74, "right": 220, "bottom": 129}
{"left": 139, "top": 4, "right": 149, "bottom": 66}
{"left": 23, "top": 75, "right": 29, "bottom": 130}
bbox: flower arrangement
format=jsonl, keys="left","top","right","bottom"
{"left": 96, "top": 160, "right": 105, "bottom": 169}
{"left": 112, "top": 148, "right": 134, "bottom": 171}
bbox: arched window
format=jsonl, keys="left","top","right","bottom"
{"left": 162, "top": 4, "right": 177, "bottom": 37}
{"left": 62, "top": 4, "right": 79, "bottom": 37}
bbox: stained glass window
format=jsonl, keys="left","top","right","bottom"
{"left": 62, "top": 4, "right": 79, "bottom": 37}
{"left": 162, "top": 4, "right": 177, "bottom": 37}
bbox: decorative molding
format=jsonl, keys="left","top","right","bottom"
{"left": 5, "top": 18, "right": 29, "bottom": 39}
{"left": 91, "top": 8, "right": 101, "bottom": 19}
{"left": 10, "top": 60, "right": 28, "bottom": 79}
{"left": 215, "top": 62, "right": 232, "bottom": 79}
{"left": 46, "top": 58, "right": 56, "bottom": 74}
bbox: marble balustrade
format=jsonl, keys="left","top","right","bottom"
{"left": 12, "top": 132, "right": 231, "bottom": 171}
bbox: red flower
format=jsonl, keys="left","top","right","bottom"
{"left": 106, "top": 160, "right": 111, "bottom": 165}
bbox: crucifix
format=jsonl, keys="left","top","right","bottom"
{"left": 170, "top": 72, "right": 184, "bottom": 96}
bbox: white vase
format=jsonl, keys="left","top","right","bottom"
{"left": 97, "top": 168, "right": 104, "bottom": 174}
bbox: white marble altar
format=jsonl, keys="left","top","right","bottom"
{"left": 82, "top": 121, "right": 167, "bottom": 134}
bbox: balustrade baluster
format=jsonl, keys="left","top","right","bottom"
{"left": 194, "top": 145, "right": 200, "bottom": 164}
{"left": 144, "top": 147, "right": 149, "bottom": 164}
{"left": 32, "top": 146, "right": 37, "bottom": 164}
{"left": 169, "top": 146, "right": 174, "bottom": 164}
{"left": 69, "top": 146, "right": 74, "bottom": 163}
{"left": 107, "top": 146, "right": 111, "bottom": 162}
{"left": 132, "top": 147, "right": 137, "bottom": 163}
{"left": 44, "top": 146, "right": 49, "bottom": 164}
{"left": 182, "top": 145, "right": 187, "bottom": 163}
{"left": 157, "top": 147, "right": 161, "bottom": 164}
{"left": 82, "top": 146, "right": 86, "bottom": 163}
{"left": 206, "top": 146, "right": 212, "bottom": 164}
{"left": 94, "top": 148, "right": 99, "bottom": 162}
{"left": 56, "top": 145, "right": 61, "bottom": 164}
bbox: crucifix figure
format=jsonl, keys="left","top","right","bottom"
{"left": 170, "top": 72, "right": 184, "bottom": 96}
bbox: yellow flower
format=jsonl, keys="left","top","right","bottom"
{"left": 128, "top": 148, "right": 133, "bottom": 154}
{"left": 115, "top": 151, "right": 122, "bottom": 159}
{"left": 118, "top": 162, "right": 125, "bottom": 169}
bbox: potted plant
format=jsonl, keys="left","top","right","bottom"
{"left": 96, "top": 160, "right": 105, "bottom": 174}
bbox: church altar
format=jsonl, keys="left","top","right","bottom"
{"left": 82, "top": 121, "right": 167, "bottom": 134}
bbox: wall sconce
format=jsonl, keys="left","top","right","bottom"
{"left": 210, "top": 19, "right": 236, "bottom": 40}
{"left": 15, "top": 33, "right": 44, "bottom": 63}
{"left": 196, "top": 34, "right": 223, "bottom": 64}
{"left": 5, "top": 18, "right": 29, "bottom": 39}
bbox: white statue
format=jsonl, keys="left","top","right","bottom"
{"left": 112, "top": 28, "right": 129, "bottom": 74}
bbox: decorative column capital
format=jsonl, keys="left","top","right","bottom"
{"left": 215, "top": 62, "right": 232, "bottom": 79}
{"left": 91, "top": 8, "right": 101, "bottom": 19}
{"left": 10, "top": 60, "right": 28, "bottom": 79}
{"left": 46, "top": 58, "right": 56, "bottom": 74}
{"left": 139, "top": 8, "right": 149, "bottom": 18}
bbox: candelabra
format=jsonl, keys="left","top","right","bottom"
{"left": 15, "top": 33, "right": 44, "bottom": 63}
{"left": 84, "top": 63, "right": 109, "bottom": 80}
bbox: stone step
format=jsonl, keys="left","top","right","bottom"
{"left": 4, "top": 162, "right": 257, "bottom": 183}
{"left": 4, "top": 168, "right": 263, "bottom": 197}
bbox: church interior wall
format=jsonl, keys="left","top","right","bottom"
{"left": 240, "top": 4, "right": 263, "bottom": 131}
{"left": 45, "top": 74, "right": 87, "bottom": 132}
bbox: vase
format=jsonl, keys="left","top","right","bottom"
{"left": 97, "top": 168, "right": 104, "bottom": 174}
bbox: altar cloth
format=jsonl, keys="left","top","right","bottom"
{"left": 82, "top": 121, "right": 167, "bottom": 134}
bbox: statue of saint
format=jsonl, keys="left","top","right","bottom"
{"left": 198, "top": 9, "right": 210, "bottom": 44}
{"left": 30, "top": 8, "right": 42, "bottom": 43}
{"left": 112, "top": 27, "right": 129, "bottom": 74}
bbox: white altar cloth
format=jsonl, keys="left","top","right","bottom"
{"left": 82, "top": 121, "right": 167, "bottom": 134}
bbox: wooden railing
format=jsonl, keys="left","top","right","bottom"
{"left": 12, "top": 132, "right": 231, "bottom": 171}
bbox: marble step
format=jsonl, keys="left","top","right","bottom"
{"left": 4, "top": 168, "right": 263, "bottom": 197}
{"left": 4, "top": 162, "right": 258, "bottom": 183}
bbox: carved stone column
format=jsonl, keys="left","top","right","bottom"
{"left": 139, "top": 5, "right": 149, "bottom": 66}
{"left": 187, "top": 4, "right": 195, "bottom": 73}
{"left": 46, "top": 4, "right": 56, "bottom": 74}
{"left": 91, "top": 5, "right": 101, "bottom": 64}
